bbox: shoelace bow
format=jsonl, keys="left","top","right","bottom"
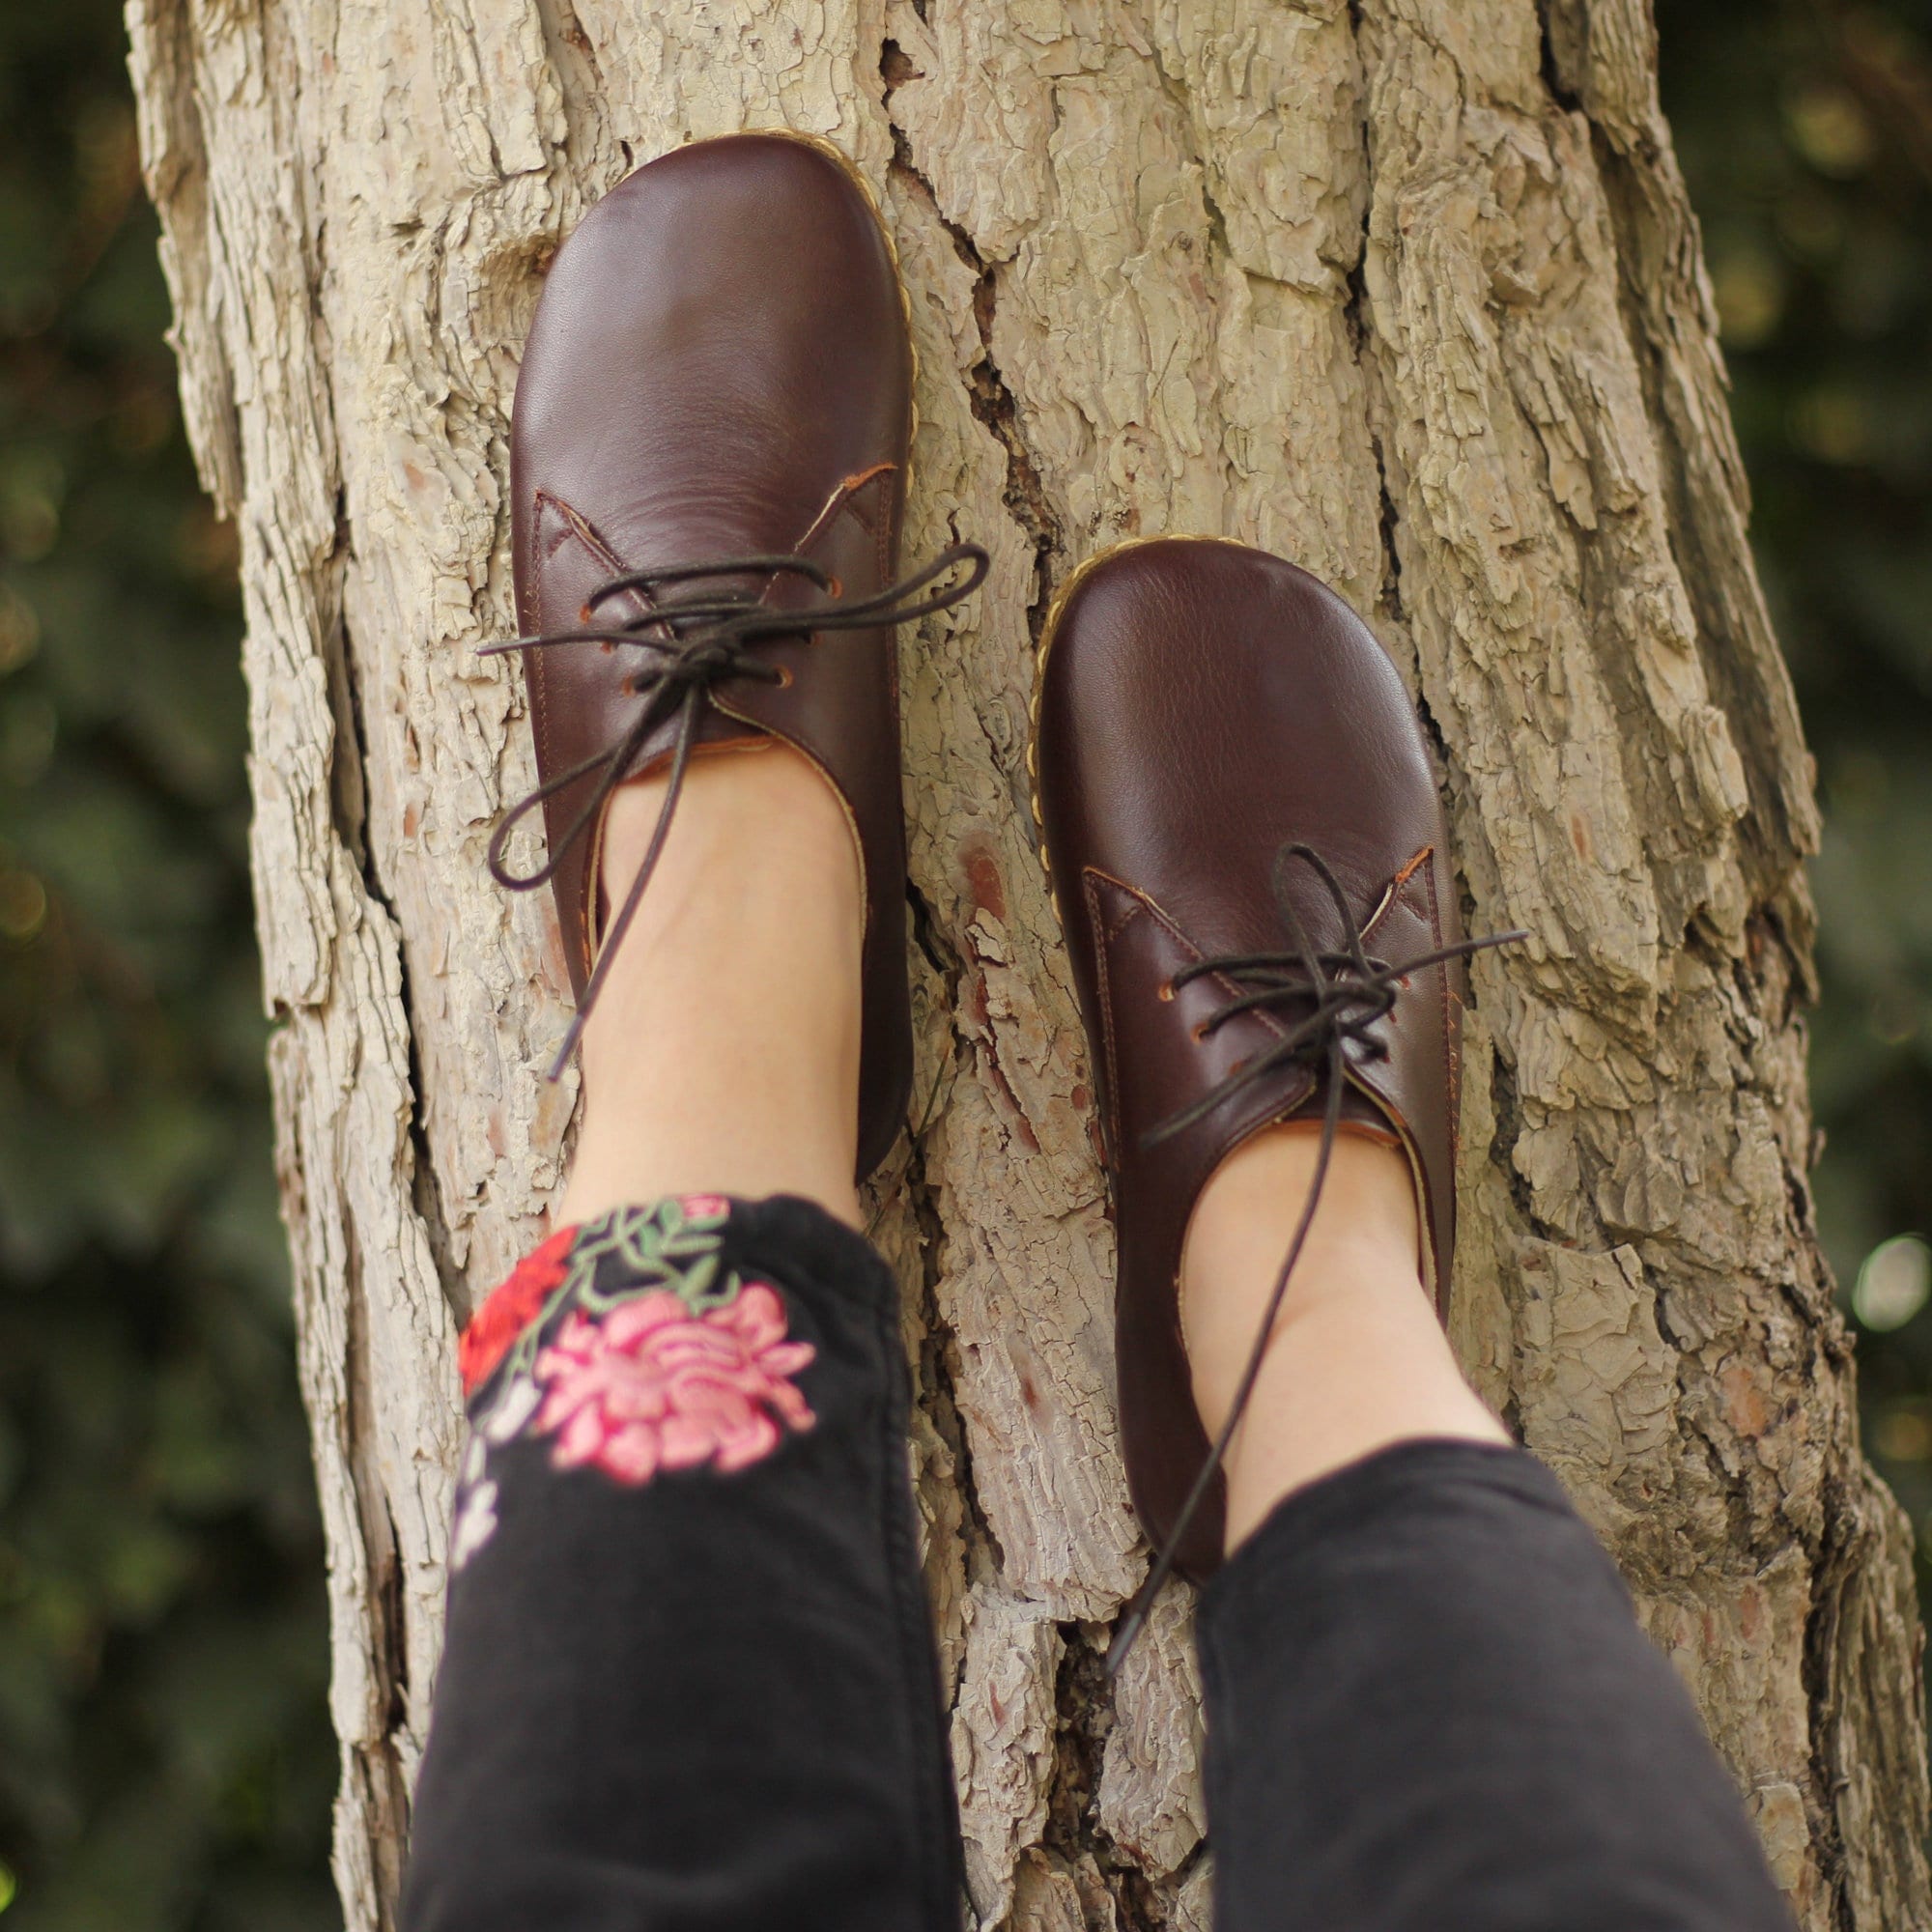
{"left": 484, "top": 540, "right": 989, "bottom": 1077}
{"left": 1108, "top": 842, "right": 1523, "bottom": 1671}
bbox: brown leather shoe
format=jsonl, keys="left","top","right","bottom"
{"left": 1032, "top": 538, "right": 1504, "bottom": 1596}
{"left": 489, "top": 131, "right": 985, "bottom": 1179}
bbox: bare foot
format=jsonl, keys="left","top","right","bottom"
{"left": 554, "top": 740, "right": 867, "bottom": 1230}
{"left": 1180, "top": 1123, "right": 1507, "bottom": 1553}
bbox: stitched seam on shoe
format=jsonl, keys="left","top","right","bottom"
{"left": 1360, "top": 842, "right": 1432, "bottom": 947}
{"left": 877, "top": 471, "right": 902, "bottom": 826}
{"left": 535, "top": 487, "right": 642, "bottom": 594}
{"left": 1418, "top": 857, "right": 1458, "bottom": 1168}
{"left": 1085, "top": 867, "right": 1294, "bottom": 1046}
{"left": 1101, "top": 888, "right": 1141, "bottom": 946}
{"left": 1080, "top": 866, "right": 1301, "bottom": 1166}
{"left": 882, "top": 469, "right": 904, "bottom": 718}
{"left": 528, "top": 489, "right": 666, "bottom": 979}
{"left": 781, "top": 495, "right": 877, "bottom": 950}
{"left": 1082, "top": 867, "right": 1128, "bottom": 1162}
{"left": 526, "top": 498, "right": 553, "bottom": 840}
{"left": 1407, "top": 857, "right": 1457, "bottom": 1309}
{"left": 525, "top": 498, "right": 568, "bottom": 964}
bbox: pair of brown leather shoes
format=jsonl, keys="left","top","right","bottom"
{"left": 496, "top": 133, "right": 1491, "bottom": 1594}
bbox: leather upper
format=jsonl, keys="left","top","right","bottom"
{"left": 508, "top": 132, "right": 916, "bottom": 1179}
{"left": 1034, "top": 539, "right": 1467, "bottom": 1577}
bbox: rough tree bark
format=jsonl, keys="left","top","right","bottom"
{"left": 126, "top": 1, "right": 1928, "bottom": 1926}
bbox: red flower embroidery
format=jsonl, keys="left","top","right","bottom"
{"left": 460, "top": 1225, "right": 579, "bottom": 1395}
{"left": 530, "top": 1284, "right": 816, "bottom": 1484}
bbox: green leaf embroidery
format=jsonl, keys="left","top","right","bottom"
{"left": 487, "top": 1197, "right": 742, "bottom": 1392}
{"left": 563, "top": 1199, "right": 741, "bottom": 1316}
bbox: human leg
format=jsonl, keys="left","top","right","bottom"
{"left": 1182, "top": 1126, "right": 1505, "bottom": 1549}
{"left": 404, "top": 130, "right": 987, "bottom": 1932}
{"left": 1186, "top": 1136, "right": 1788, "bottom": 1932}
{"left": 1033, "top": 537, "right": 1790, "bottom": 1931}
{"left": 402, "top": 1190, "right": 960, "bottom": 1932}
{"left": 1197, "top": 1436, "right": 1791, "bottom": 1931}
{"left": 556, "top": 752, "right": 867, "bottom": 1233}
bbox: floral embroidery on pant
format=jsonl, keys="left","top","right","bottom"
{"left": 449, "top": 1196, "right": 817, "bottom": 1571}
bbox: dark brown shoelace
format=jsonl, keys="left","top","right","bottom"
{"left": 1108, "top": 843, "right": 1522, "bottom": 1670}
{"left": 483, "top": 541, "right": 989, "bottom": 1077}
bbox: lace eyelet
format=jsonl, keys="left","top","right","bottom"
{"left": 1157, "top": 981, "right": 1175, "bottom": 1003}
{"left": 1189, "top": 1021, "right": 1209, "bottom": 1044}
{"left": 774, "top": 665, "right": 794, "bottom": 689}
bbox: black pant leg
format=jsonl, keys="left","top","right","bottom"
{"left": 401, "top": 1194, "right": 961, "bottom": 1932}
{"left": 1197, "top": 1439, "right": 1792, "bottom": 1932}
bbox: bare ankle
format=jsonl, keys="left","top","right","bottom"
{"left": 1180, "top": 1126, "right": 1424, "bottom": 1393}
{"left": 554, "top": 743, "right": 867, "bottom": 1230}
{"left": 1178, "top": 1122, "right": 1505, "bottom": 1547}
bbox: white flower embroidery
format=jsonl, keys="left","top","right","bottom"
{"left": 449, "top": 1475, "right": 499, "bottom": 1571}
{"left": 479, "top": 1375, "right": 541, "bottom": 1445}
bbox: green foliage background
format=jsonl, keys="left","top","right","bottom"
{"left": 0, "top": 0, "right": 1922, "bottom": 1925}
{"left": 1659, "top": 0, "right": 1932, "bottom": 1583}
{"left": 0, "top": 1, "right": 334, "bottom": 1926}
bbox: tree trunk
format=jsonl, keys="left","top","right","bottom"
{"left": 125, "top": 0, "right": 1929, "bottom": 1925}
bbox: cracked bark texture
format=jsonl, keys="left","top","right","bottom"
{"left": 126, "top": 0, "right": 1928, "bottom": 1926}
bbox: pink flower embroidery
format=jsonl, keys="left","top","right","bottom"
{"left": 530, "top": 1283, "right": 816, "bottom": 1485}
{"left": 679, "top": 1194, "right": 729, "bottom": 1220}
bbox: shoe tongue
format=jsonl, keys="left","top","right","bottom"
{"left": 1286, "top": 1076, "right": 1397, "bottom": 1138}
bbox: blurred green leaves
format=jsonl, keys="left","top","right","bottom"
{"left": 0, "top": 1, "right": 332, "bottom": 1928}
{"left": 1662, "top": 0, "right": 1932, "bottom": 1577}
